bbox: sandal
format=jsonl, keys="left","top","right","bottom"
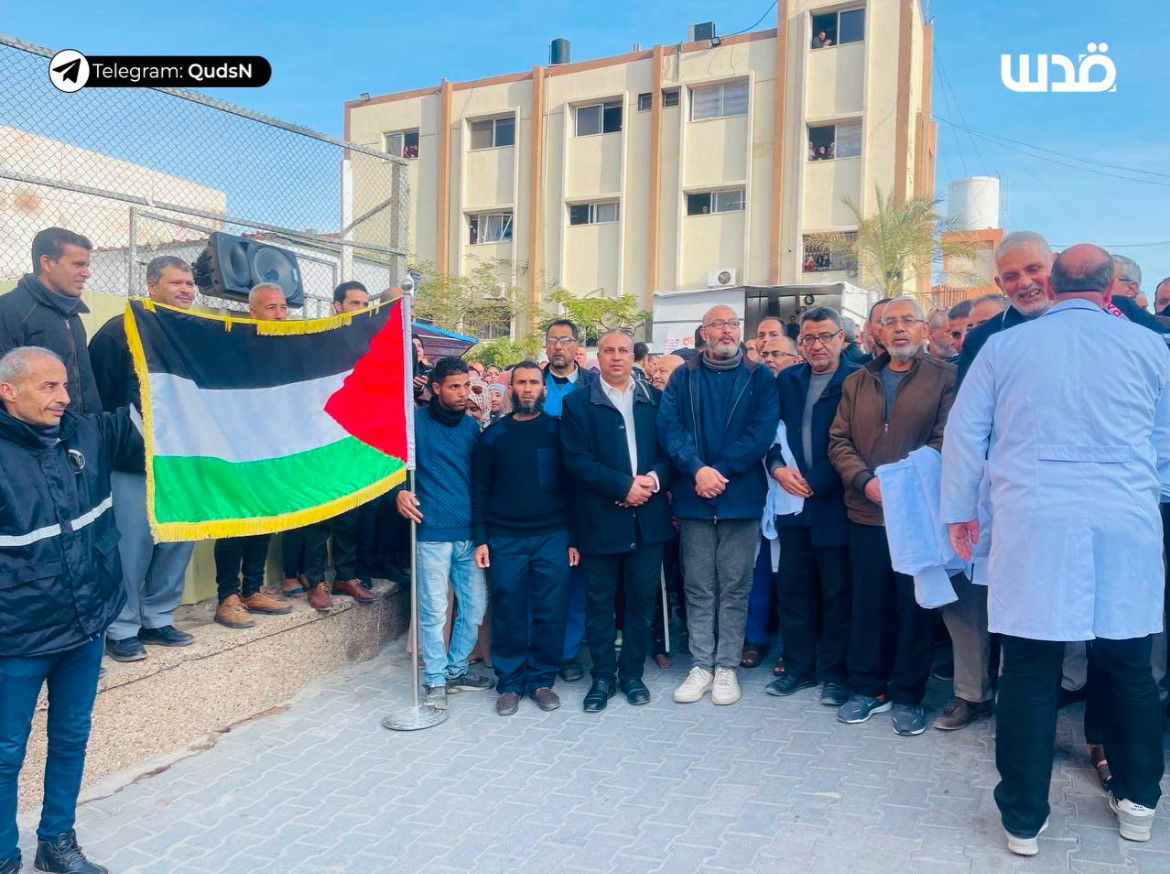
{"left": 772, "top": 655, "right": 786, "bottom": 676}
{"left": 740, "top": 644, "right": 764, "bottom": 669}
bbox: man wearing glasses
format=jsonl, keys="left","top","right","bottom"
{"left": 659, "top": 305, "right": 779, "bottom": 706}
{"left": 765, "top": 307, "right": 859, "bottom": 708}
{"left": 757, "top": 336, "right": 801, "bottom": 375}
{"left": 540, "top": 319, "right": 597, "bottom": 683}
{"left": 828, "top": 297, "right": 956, "bottom": 737}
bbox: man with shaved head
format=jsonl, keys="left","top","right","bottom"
{"left": 943, "top": 243, "right": 1170, "bottom": 855}
{"left": 652, "top": 354, "right": 685, "bottom": 390}
{"left": 659, "top": 304, "right": 779, "bottom": 706}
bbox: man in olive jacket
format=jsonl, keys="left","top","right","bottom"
{"left": 828, "top": 297, "right": 956, "bottom": 738}
{"left": 0, "top": 346, "right": 142, "bottom": 874}
{"left": 561, "top": 331, "right": 674, "bottom": 711}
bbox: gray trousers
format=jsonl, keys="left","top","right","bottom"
{"left": 107, "top": 471, "right": 195, "bottom": 639}
{"left": 679, "top": 518, "right": 758, "bottom": 670}
{"left": 940, "top": 573, "right": 992, "bottom": 703}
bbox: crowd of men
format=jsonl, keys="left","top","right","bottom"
{"left": 0, "top": 224, "right": 1168, "bottom": 871}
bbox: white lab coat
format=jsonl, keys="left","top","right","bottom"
{"left": 941, "top": 299, "right": 1170, "bottom": 641}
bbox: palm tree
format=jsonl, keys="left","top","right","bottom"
{"left": 807, "top": 188, "right": 979, "bottom": 298}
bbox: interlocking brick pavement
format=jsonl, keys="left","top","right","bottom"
{"left": 18, "top": 644, "right": 1170, "bottom": 873}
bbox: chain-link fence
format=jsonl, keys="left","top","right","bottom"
{"left": 0, "top": 34, "right": 408, "bottom": 319}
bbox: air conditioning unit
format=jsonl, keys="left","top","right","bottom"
{"left": 707, "top": 267, "right": 737, "bottom": 288}
{"left": 690, "top": 21, "right": 716, "bottom": 42}
{"left": 483, "top": 282, "right": 509, "bottom": 301}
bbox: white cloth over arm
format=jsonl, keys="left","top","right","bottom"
{"left": 941, "top": 299, "right": 1170, "bottom": 641}
{"left": 760, "top": 420, "right": 804, "bottom": 541}
{"left": 877, "top": 446, "right": 960, "bottom": 609}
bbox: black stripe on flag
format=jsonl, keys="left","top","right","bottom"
{"left": 130, "top": 302, "right": 392, "bottom": 389}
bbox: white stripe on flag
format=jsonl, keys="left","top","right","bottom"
{"left": 148, "top": 371, "right": 352, "bottom": 464}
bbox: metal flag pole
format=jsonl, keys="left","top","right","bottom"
{"left": 383, "top": 290, "right": 446, "bottom": 731}
{"left": 660, "top": 566, "right": 671, "bottom": 655}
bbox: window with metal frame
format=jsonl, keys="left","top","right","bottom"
{"left": 811, "top": 7, "right": 864, "bottom": 49}
{"left": 470, "top": 116, "right": 516, "bottom": 150}
{"left": 686, "top": 188, "right": 745, "bottom": 215}
{"left": 690, "top": 81, "right": 749, "bottom": 121}
{"left": 568, "top": 201, "right": 620, "bottom": 225}
{"left": 383, "top": 129, "right": 419, "bottom": 159}
{"left": 576, "top": 100, "right": 623, "bottom": 136}
{"left": 468, "top": 211, "right": 514, "bottom": 244}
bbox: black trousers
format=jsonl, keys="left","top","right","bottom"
{"left": 996, "top": 635, "right": 1164, "bottom": 837}
{"left": 775, "top": 526, "right": 850, "bottom": 685}
{"left": 329, "top": 508, "right": 361, "bottom": 581}
{"left": 585, "top": 543, "right": 663, "bottom": 682}
{"left": 846, "top": 522, "right": 934, "bottom": 704}
{"left": 214, "top": 535, "right": 272, "bottom": 602}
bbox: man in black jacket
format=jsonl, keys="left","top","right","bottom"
{"left": 0, "top": 227, "right": 101, "bottom": 414}
{"left": 0, "top": 346, "right": 142, "bottom": 874}
{"left": 561, "top": 331, "right": 674, "bottom": 711}
{"left": 765, "top": 307, "right": 858, "bottom": 706}
{"left": 90, "top": 255, "right": 206, "bottom": 661}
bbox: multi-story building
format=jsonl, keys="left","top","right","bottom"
{"left": 344, "top": 0, "right": 935, "bottom": 329}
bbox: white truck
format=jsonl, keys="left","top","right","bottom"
{"left": 650, "top": 281, "right": 876, "bottom": 352}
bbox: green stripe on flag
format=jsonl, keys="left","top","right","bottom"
{"left": 152, "top": 437, "right": 404, "bottom": 524}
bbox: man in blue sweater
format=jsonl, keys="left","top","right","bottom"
{"left": 659, "top": 305, "right": 780, "bottom": 707}
{"left": 473, "top": 362, "right": 580, "bottom": 716}
{"left": 395, "top": 357, "right": 491, "bottom": 710}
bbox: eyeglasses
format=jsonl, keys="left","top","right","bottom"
{"left": 760, "top": 349, "right": 800, "bottom": 359}
{"left": 879, "top": 317, "right": 924, "bottom": 328}
{"left": 546, "top": 336, "right": 577, "bottom": 346}
{"left": 703, "top": 319, "right": 741, "bottom": 330}
{"left": 798, "top": 331, "right": 841, "bottom": 347}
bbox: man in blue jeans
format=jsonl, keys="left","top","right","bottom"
{"left": 0, "top": 346, "right": 145, "bottom": 874}
{"left": 473, "top": 361, "right": 579, "bottom": 716}
{"left": 395, "top": 357, "right": 491, "bottom": 710}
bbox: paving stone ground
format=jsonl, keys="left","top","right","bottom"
{"left": 21, "top": 642, "right": 1170, "bottom": 873}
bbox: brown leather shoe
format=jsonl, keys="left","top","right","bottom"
{"left": 214, "top": 594, "right": 256, "bottom": 629}
{"left": 529, "top": 687, "right": 561, "bottom": 711}
{"left": 496, "top": 692, "right": 520, "bottom": 716}
{"left": 307, "top": 582, "right": 333, "bottom": 613}
{"left": 243, "top": 590, "right": 292, "bottom": 615}
{"left": 932, "top": 697, "right": 993, "bottom": 731}
{"left": 332, "top": 578, "right": 377, "bottom": 603}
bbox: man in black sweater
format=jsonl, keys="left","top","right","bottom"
{"left": 473, "top": 361, "right": 579, "bottom": 716}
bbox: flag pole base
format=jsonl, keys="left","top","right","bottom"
{"left": 381, "top": 705, "right": 448, "bottom": 732}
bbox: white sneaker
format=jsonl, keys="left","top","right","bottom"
{"left": 1109, "top": 793, "right": 1155, "bottom": 841}
{"left": 1005, "top": 819, "right": 1048, "bottom": 856}
{"left": 673, "top": 666, "right": 714, "bottom": 703}
{"left": 711, "top": 667, "right": 741, "bottom": 705}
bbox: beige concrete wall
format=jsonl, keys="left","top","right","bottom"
{"left": 345, "top": 0, "right": 932, "bottom": 301}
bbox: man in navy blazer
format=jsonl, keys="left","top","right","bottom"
{"left": 764, "top": 306, "right": 858, "bottom": 707}
{"left": 561, "top": 331, "right": 674, "bottom": 710}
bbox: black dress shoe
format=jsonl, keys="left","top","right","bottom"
{"left": 104, "top": 636, "right": 146, "bottom": 662}
{"left": 621, "top": 678, "right": 651, "bottom": 706}
{"left": 559, "top": 659, "right": 585, "bottom": 682}
{"left": 765, "top": 673, "right": 816, "bottom": 697}
{"left": 34, "top": 830, "right": 108, "bottom": 873}
{"left": 583, "top": 678, "right": 616, "bottom": 712}
{"left": 138, "top": 625, "right": 194, "bottom": 647}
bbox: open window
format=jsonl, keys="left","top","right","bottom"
{"left": 811, "top": 7, "right": 864, "bottom": 49}
{"left": 468, "top": 211, "right": 513, "bottom": 245}
{"left": 802, "top": 232, "right": 858, "bottom": 273}
{"left": 568, "top": 201, "right": 620, "bottom": 225}
{"left": 383, "top": 129, "right": 419, "bottom": 159}
{"left": 576, "top": 100, "right": 622, "bottom": 136}
{"left": 808, "top": 121, "right": 861, "bottom": 161}
{"left": 686, "top": 188, "right": 745, "bottom": 216}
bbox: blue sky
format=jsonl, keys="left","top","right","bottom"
{"left": 6, "top": 0, "right": 1170, "bottom": 288}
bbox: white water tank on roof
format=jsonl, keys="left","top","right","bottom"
{"left": 947, "top": 176, "right": 1000, "bottom": 231}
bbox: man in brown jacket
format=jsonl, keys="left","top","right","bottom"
{"left": 828, "top": 296, "right": 956, "bottom": 736}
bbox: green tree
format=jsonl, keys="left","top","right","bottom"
{"left": 807, "top": 188, "right": 978, "bottom": 298}
{"left": 546, "top": 289, "right": 651, "bottom": 345}
{"left": 409, "top": 258, "right": 538, "bottom": 337}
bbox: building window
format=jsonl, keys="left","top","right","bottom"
{"left": 468, "top": 211, "right": 513, "bottom": 244}
{"left": 576, "top": 100, "right": 622, "bottom": 136}
{"left": 802, "top": 232, "right": 858, "bottom": 273}
{"left": 686, "top": 188, "right": 745, "bottom": 216}
{"left": 383, "top": 129, "right": 419, "bottom": 159}
{"left": 808, "top": 121, "right": 862, "bottom": 161}
{"left": 469, "top": 116, "right": 515, "bottom": 150}
{"left": 568, "top": 201, "right": 620, "bottom": 225}
{"left": 690, "top": 81, "right": 749, "bottom": 121}
{"left": 637, "top": 89, "right": 680, "bottom": 111}
{"left": 811, "top": 7, "right": 865, "bottom": 49}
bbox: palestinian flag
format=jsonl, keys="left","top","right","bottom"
{"left": 125, "top": 298, "right": 413, "bottom": 541}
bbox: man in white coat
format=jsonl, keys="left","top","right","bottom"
{"left": 941, "top": 244, "right": 1170, "bottom": 857}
